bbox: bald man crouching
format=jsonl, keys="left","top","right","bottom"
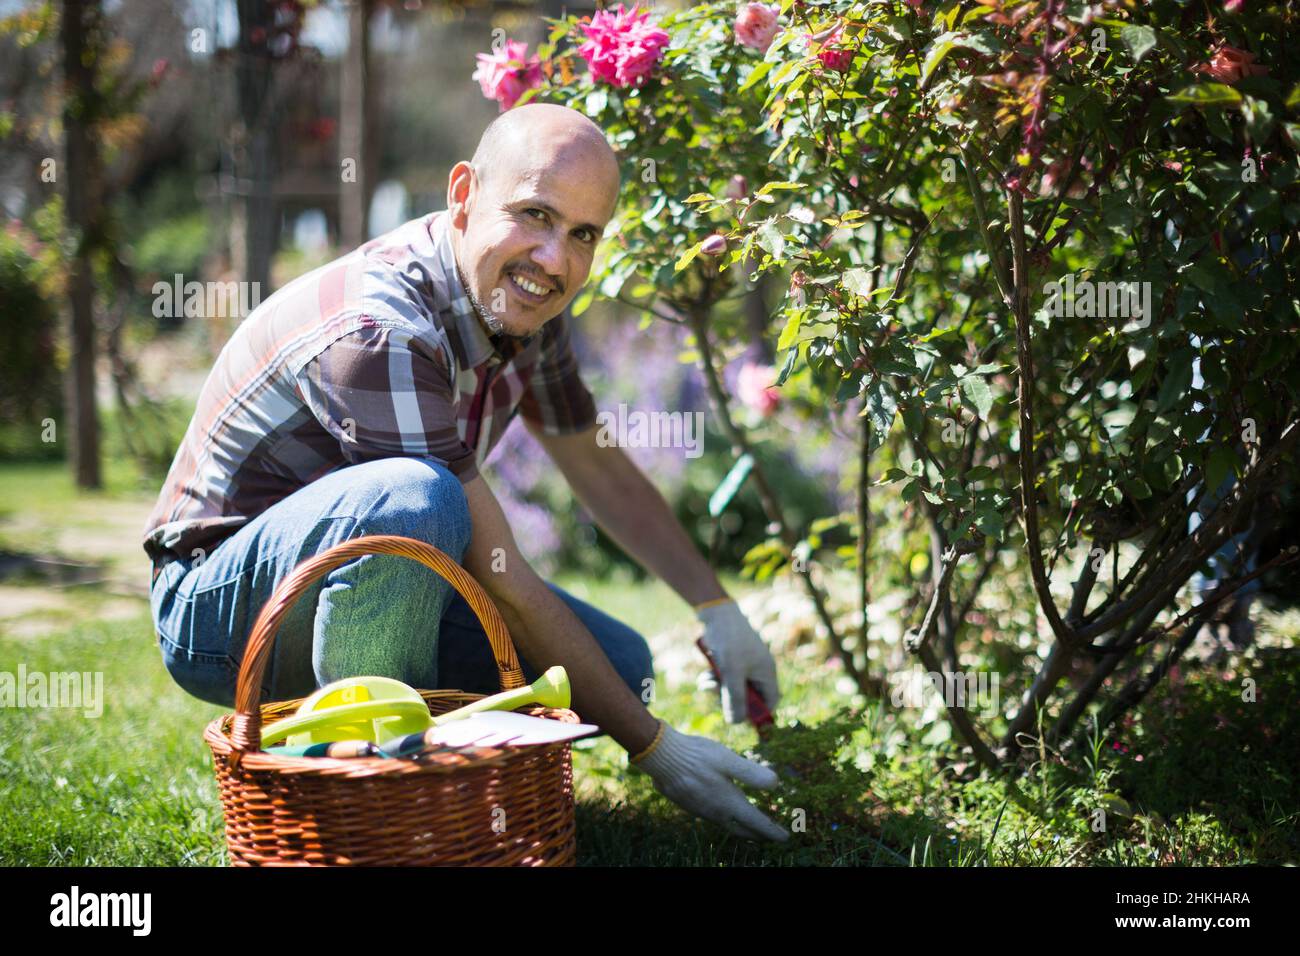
{"left": 143, "top": 104, "right": 788, "bottom": 843}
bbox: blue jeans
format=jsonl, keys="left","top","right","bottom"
{"left": 150, "top": 457, "right": 654, "bottom": 711}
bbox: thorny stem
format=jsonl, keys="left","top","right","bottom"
{"left": 686, "top": 298, "right": 879, "bottom": 697}
{"left": 1008, "top": 187, "right": 1075, "bottom": 648}
{"left": 905, "top": 543, "right": 1000, "bottom": 770}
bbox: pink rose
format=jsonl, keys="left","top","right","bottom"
{"left": 472, "top": 39, "right": 543, "bottom": 111}
{"left": 737, "top": 361, "right": 780, "bottom": 417}
{"left": 579, "top": 4, "right": 671, "bottom": 89}
{"left": 1193, "top": 43, "right": 1267, "bottom": 84}
{"left": 1224, "top": 0, "right": 1244, "bottom": 11}
{"left": 735, "top": 3, "right": 781, "bottom": 53}
{"left": 811, "top": 26, "right": 854, "bottom": 72}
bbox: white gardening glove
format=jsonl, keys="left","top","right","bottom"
{"left": 697, "top": 599, "right": 780, "bottom": 724}
{"left": 631, "top": 720, "right": 789, "bottom": 842}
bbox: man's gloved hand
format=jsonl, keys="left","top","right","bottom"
{"left": 631, "top": 720, "right": 789, "bottom": 842}
{"left": 696, "top": 599, "right": 780, "bottom": 724}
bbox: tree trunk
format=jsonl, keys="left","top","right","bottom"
{"left": 339, "top": 0, "right": 370, "bottom": 249}
{"left": 60, "top": 0, "right": 103, "bottom": 490}
{"left": 235, "top": 0, "right": 278, "bottom": 293}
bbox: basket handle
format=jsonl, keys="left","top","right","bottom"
{"left": 229, "top": 534, "right": 525, "bottom": 755}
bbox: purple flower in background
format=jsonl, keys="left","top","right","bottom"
{"left": 484, "top": 311, "right": 855, "bottom": 568}
{"left": 498, "top": 490, "right": 563, "bottom": 573}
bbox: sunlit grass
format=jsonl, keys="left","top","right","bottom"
{"left": 2, "top": 592, "right": 1293, "bottom": 866}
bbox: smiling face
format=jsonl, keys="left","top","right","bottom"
{"left": 448, "top": 106, "right": 621, "bottom": 339}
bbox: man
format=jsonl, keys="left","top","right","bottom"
{"left": 144, "top": 104, "right": 788, "bottom": 843}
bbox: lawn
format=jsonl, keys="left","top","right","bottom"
{"left": 2, "top": 460, "right": 1297, "bottom": 866}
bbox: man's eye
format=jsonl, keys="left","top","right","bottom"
{"left": 574, "top": 228, "right": 595, "bottom": 243}
{"left": 524, "top": 208, "right": 547, "bottom": 222}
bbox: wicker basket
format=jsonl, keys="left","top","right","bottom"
{"left": 202, "top": 535, "right": 579, "bottom": 866}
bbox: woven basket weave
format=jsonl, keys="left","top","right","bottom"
{"left": 202, "top": 534, "right": 578, "bottom": 866}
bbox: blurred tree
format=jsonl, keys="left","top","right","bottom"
{"left": 232, "top": 0, "right": 287, "bottom": 293}
{"left": 60, "top": 0, "right": 104, "bottom": 488}
{"left": 339, "top": 0, "right": 372, "bottom": 248}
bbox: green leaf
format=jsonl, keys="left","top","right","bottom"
{"left": 1162, "top": 453, "right": 1185, "bottom": 487}
{"left": 757, "top": 222, "right": 785, "bottom": 259}
{"left": 777, "top": 310, "right": 804, "bottom": 351}
{"left": 675, "top": 241, "right": 703, "bottom": 273}
{"left": 959, "top": 375, "right": 994, "bottom": 419}
{"left": 842, "top": 267, "right": 874, "bottom": 296}
{"left": 875, "top": 350, "right": 920, "bottom": 377}
{"left": 901, "top": 402, "right": 924, "bottom": 438}
{"left": 1204, "top": 445, "right": 1238, "bottom": 493}
{"left": 768, "top": 59, "right": 799, "bottom": 89}
{"left": 739, "top": 60, "right": 772, "bottom": 93}
{"left": 1242, "top": 97, "right": 1276, "bottom": 144}
{"left": 709, "top": 453, "right": 755, "bottom": 518}
{"left": 598, "top": 267, "right": 630, "bottom": 299}
{"left": 1120, "top": 24, "right": 1157, "bottom": 63}
{"left": 570, "top": 287, "right": 595, "bottom": 317}
{"left": 920, "top": 32, "right": 960, "bottom": 87}
{"left": 1123, "top": 477, "right": 1153, "bottom": 500}
{"left": 774, "top": 343, "right": 799, "bottom": 386}
{"left": 756, "top": 181, "right": 806, "bottom": 196}
{"left": 1155, "top": 349, "right": 1195, "bottom": 413}
{"left": 962, "top": 31, "right": 1002, "bottom": 56}
{"left": 1168, "top": 84, "right": 1243, "bottom": 108}
{"left": 974, "top": 507, "right": 1005, "bottom": 540}
{"left": 862, "top": 379, "right": 898, "bottom": 440}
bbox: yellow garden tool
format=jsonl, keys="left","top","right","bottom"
{"left": 429, "top": 665, "right": 570, "bottom": 725}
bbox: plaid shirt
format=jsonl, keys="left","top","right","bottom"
{"left": 142, "top": 210, "right": 596, "bottom": 565}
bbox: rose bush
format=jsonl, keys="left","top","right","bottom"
{"left": 477, "top": 0, "right": 1299, "bottom": 768}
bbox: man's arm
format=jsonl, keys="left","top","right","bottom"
{"left": 525, "top": 422, "right": 728, "bottom": 607}
{"left": 529, "top": 421, "right": 781, "bottom": 725}
{"left": 460, "top": 468, "right": 788, "bottom": 842}
{"left": 459, "top": 473, "right": 660, "bottom": 756}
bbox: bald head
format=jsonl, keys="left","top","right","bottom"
{"left": 446, "top": 104, "right": 622, "bottom": 339}
{"left": 470, "top": 103, "right": 620, "bottom": 196}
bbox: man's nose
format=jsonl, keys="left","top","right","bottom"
{"left": 530, "top": 231, "right": 566, "bottom": 279}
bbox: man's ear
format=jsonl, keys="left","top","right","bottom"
{"left": 447, "top": 161, "right": 476, "bottom": 229}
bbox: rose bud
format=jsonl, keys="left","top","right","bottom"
{"left": 700, "top": 233, "right": 728, "bottom": 256}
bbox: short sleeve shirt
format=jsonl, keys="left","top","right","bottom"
{"left": 141, "top": 211, "right": 596, "bottom": 563}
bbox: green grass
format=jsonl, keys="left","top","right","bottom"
{"left": 3, "top": 593, "right": 1295, "bottom": 866}
{"left": 0, "top": 604, "right": 228, "bottom": 865}
{"left": 2, "top": 460, "right": 1297, "bottom": 866}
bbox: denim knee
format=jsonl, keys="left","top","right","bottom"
{"left": 344, "top": 457, "right": 472, "bottom": 560}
